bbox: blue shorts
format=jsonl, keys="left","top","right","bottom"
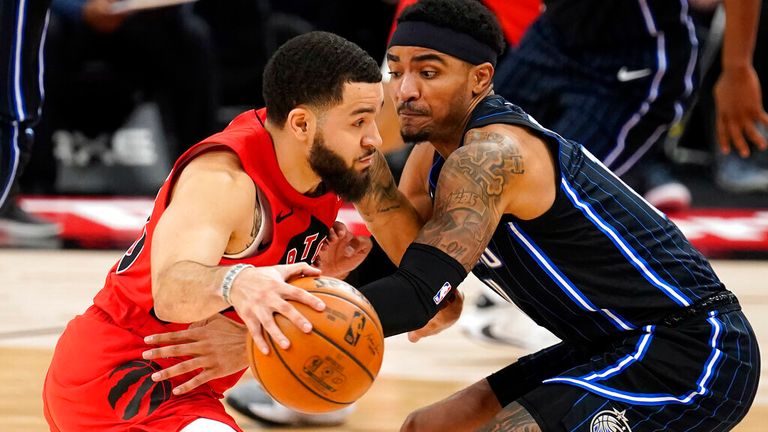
{"left": 487, "top": 309, "right": 759, "bottom": 431}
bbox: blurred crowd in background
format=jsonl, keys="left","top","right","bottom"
{"left": 3, "top": 0, "right": 768, "bottom": 243}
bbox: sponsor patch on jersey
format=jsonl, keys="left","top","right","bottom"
{"left": 590, "top": 408, "right": 632, "bottom": 432}
{"left": 433, "top": 282, "right": 452, "bottom": 305}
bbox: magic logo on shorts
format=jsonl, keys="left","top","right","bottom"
{"left": 590, "top": 408, "right": 632, "bottom": 432}
{"left": 107, "top": 360, "right": 172, "bottom": 420}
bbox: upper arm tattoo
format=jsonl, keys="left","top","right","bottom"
{"left": 415, "top": 131, "right": 524, "bottom": 271}
{"left": 355, "top": 150, "right": 403, "bottom": 222}
{"left": 477, "top": 402, "right": 541, "bottom": 432}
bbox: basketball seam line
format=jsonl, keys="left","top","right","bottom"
{"left": 310, "top": 327, "right": 376, "bottom": 382}
{"left": 306, "top": 290, "right": 384, "bottom": 337}
{"left": 267, "top": 334, "right": 356, "bottom": 406}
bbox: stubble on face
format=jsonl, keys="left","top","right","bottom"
{"left": 398, "top": 86, "right": 471, "bottom": 145}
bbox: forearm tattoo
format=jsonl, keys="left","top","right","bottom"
{"left": 356, "top": 150, "right": 402, "bottom": 221}
{"left": 415, "top": 131, "right": 524, "bottom": 271}
{"left": 477, "top": 402, "right": 541, "bottom": 432}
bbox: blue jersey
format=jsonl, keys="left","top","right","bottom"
{"left": 429, "top": 95, "right": 725, "bottom": 344}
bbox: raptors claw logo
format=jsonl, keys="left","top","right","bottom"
{"left": 107, "top": 360, "right": 172, "bottom": 420}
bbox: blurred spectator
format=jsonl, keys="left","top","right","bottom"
{"left": 268, "top": 0, "right": 397, "bottom": 63}
{"left": 660, "top": 0, "right": 768, "bottom": 193}
{"left": 494, "top": 0, "right": 705, "bottom": 213}
{"left": 22, "top": 0, "right": 218, "bottom": 194}
{"left": 708, "top": 0, "right": 768, "bottom": 192}
{"left": 0, "top": 0, "right": 60, "bottom": 239}
{"left": 193, "top": 0, "right": 273, "bottom": 112}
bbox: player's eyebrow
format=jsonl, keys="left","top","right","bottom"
{"left": 411, "top": 53, "right": 447, "bottom": 65}
{"left": 386, "top": 52, "right": 447, "bottom": 65}
{"left": 350, "top": 106, "right": 377, "bottom": 116}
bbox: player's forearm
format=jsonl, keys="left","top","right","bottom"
{"left": 363, "top": 207, "right": 423, "bottom": 265}
{"left": 153, "top": 261, "right": 231, "bottom": 323}
{"left": 721, "top": 0, "right": 761, "bottom": 71}
{"left": 355, "top": 152, "right": 424, "bottom": 264}
{"left": 359, "top": 243, "right": 468, "bottom": 337}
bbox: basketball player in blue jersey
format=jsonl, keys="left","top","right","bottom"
{"left": 347, "top": 0, "right": 760, "bottom": 430}
{"left": 142, "top": 1, "right": 759, "bottom": 429}
{"left": 465, "top": 0, "right": 767, "bottom": 347}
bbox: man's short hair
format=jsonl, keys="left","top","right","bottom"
{"left": 397, "top": 0, "right": 505, "bottom": 58}
{"left": 262, "top": 31, "right": 382, "bottom": 126}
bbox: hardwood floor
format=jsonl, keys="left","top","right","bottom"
{"left": 1, "top": 250, "right": 766, "bottom": 431}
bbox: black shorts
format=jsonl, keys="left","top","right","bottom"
{"left": 487, "top": 310, "right": 759, "bottom": 431}
{"left": 494, "top": 15, "right": 697, "bottom": 178}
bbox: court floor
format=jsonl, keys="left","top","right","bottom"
{"left": 0, "top": 249, "right": 766, "bottom": 431}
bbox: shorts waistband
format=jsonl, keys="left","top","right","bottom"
{"left": 661, "top": 292, "right": 740, "bottom": 327}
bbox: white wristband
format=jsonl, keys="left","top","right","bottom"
{"left": 221, "top": 264, "right": 253, "bottom": 306}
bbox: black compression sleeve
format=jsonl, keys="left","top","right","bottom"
{"left": 358, "top": 243, "right": 468, "bottom": 337}
{"left": 344, "top": 237, "right": 397, "bottom": 287}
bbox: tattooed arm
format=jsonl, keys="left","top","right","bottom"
{"left": 358, "top": 126, "right": 555, "bottom": 336}
{"left": 477, "top": 402, "right": 542, "bottom": 432}
{"left": 354, "top": 150, "right": 423, "bottom": 265}
{"left": 415, "top": 128, "right": 527, "bottom": 271}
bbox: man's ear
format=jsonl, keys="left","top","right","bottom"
{"left": 286, "top": 107, "right": 313, "bottom": 140}
{"left": 471, "top": 63, "right": 495, "bottom": 95}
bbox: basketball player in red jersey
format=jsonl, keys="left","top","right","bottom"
{"left": 42, "top": 31, "right": 396, "bottom": 432}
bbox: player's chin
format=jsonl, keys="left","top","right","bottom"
{"left": 399, "top": 115, "right": 428, "bottom": 129}
{"left": 400, "top": 125, "right": 431, "bottom": 143}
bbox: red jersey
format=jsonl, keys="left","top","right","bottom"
{"left": 44, "top": 108, "right": 343, "bottom": 431}
{"left": 95, "top": 108, "right": 341, "bottom": 334}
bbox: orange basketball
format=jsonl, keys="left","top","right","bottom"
{"left": 246, "top": 276, "right": 384, "bottom": 414}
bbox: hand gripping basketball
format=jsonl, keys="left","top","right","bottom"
{"left": 246, "top": 276, "right": 385, "bottom": 413}
{"left": 227, "top": 262, "right": 325, "bottom": 355}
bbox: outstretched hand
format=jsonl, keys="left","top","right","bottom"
{"left": 714, "top": 65, "right": 768, "bottom": 157}
{"left": 142, "top": 314, "right": 248, "bottom": 395}
{"left": 315, "top": 221, "right": 373, "bottom": 279}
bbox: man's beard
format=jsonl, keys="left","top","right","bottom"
{"left": 309, "top": 133, "right": 371, "bottom": 202}
{"left": 401, "top": 127, "right": 431, "bottom": 144}
{"left": 398, "top": 93, "right": 470, "bottom": 144}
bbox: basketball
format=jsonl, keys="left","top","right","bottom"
{"left": 246, "top": 275, "right": 384, "bottom": 414}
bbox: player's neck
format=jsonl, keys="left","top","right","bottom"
{"left": 432, "top": 89, "right": 492, "bottom": 158}
{"left": 266, "top": 123, "right": 322, "bottom": 195}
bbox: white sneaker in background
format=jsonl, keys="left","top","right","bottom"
{"left": 459, "top": 287, "right": 560, "bottom": 351}
{"left": 0, "top": 203, "right": 61, "bottom": 238}
{"left": 715, "top": 153, "right": 768, "bottom": 193}
{"left": 225, "top": 380, "right": 355, "bottom": 427}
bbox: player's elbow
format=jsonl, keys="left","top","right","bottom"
{"left": 151, "top": 280, "right": 196, "bottom": 323}
{"left": 152, "top": 294, "right": 190, "bottom": 323}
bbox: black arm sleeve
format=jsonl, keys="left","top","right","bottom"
{"left": 358, "top": 243, "right": 468, "bottom": 337}
{"left": 344, "top": 237, "right": 397, "bottom": 287}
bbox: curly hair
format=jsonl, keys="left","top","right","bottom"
{"left": 397, "top": 0, "right": 505, "bottom": 57}
{"left": 262, "top": 31, "right": 382, "bottom": 126}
